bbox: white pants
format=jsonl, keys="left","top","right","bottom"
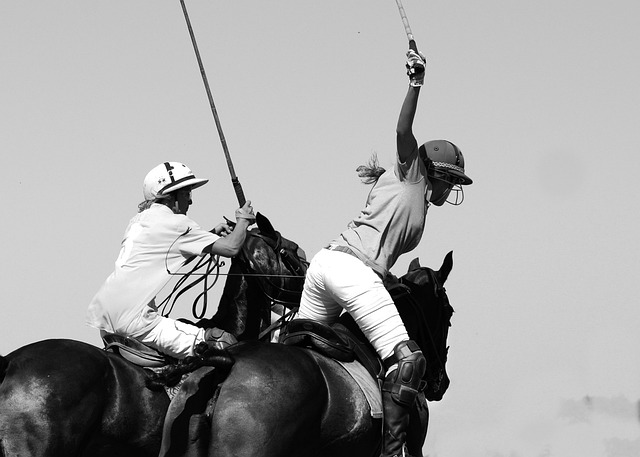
{"left": 137, "top": 315, "right": 206, "bottom": 359}
{"left": 298, "top": 248, "right": 409, "bottom": 360}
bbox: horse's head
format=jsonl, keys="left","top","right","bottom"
{"left": 396, "top": 251, "right": 454, "bottom": 401}
{"left": 216, "top": 213, "right": 307, "bottom": 341}
{"left": 239, "top": 212, "right": 307, "bottom": 307}
{"left": 241, "top": 213, "right": 307, "bottom": 280}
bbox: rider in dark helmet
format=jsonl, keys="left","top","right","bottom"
{"left": 87, "top": 162, "right": 255, "bottom": 359}
{"left": 296, "top": 49, "right": 471, "bottom": 457}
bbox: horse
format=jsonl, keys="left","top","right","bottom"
{"left": 157, "top": 252, "right": 455, "bottom": 457}
{"left": 0, "top": 213, "right": 306, "bottom": 457}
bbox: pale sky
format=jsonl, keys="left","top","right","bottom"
{"left": 2, "top": 1, "right": 639, "bottom": 456}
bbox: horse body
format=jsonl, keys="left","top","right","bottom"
{"left": 160, "top": 252, "right": 454, "bottom": 457}
{"left": 0, "top": 339, "right": 169, "bottom": 457}
{"left": 172, "top": 342, "right": 377, "bottom": 457}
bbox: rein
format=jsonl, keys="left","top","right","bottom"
{"left": 257, "top": 307, "right": 298, "bottom": 341}
{"left": 160, "top": 254, "right": 225, "bottom": 319}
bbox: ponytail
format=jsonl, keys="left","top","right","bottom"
{"left": 138, "top": 200, "right": 154, "bottom": 212}
{"left": 356, "top": 153, "right": 386, "bottom": 185}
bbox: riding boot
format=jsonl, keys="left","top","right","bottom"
{"left": 203, "top": 327, "right": 237, "bottom": 350}
{"left": 381, "top": 340, "right": 426, "bottom": 457}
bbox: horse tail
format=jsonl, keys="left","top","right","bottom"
{"left": 0, "top": 354, "right": 8, "bottom": 384}
{"left": 146, "top": 346, "right": 234, "bottom": 391}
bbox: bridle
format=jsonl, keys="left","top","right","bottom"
{"left": 238, "top": 232, "right": 307, "bottom": 306}
{"left": 237, "top": 231, "right": 308, "bottom": 340}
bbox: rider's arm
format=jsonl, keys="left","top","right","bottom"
{"left": 397, "top": 49, "right": 426, "bottom": 164}
{"left": 204, "top": 219, "right": 251, "bottom": 257}
{"left": 396, "top": 85, "right": 420, "bottom": 164}
{"left": 203, "top": 200, "right": 255, "bottom": 257}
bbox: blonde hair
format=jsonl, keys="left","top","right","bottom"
{"left": 356, "top": 153, "right": 386, "bottom": 184}
{"left": 137, "top": 194, "right": 171, "bottom": 212}
{"left": 137, "top": 200, "right": 154, "bottom": 212}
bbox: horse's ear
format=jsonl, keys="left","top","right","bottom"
{"left": 437, "top": 251, "right": 453, "bottom": 284}
{"left": 408, "top": 258, "right": 421, "bottom": 272}
{"left": 256, "top": 212, "right": 277, "bottom": 239}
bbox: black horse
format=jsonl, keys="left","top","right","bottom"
{"left": 157, "top": 252, "right": 455, "bottom": 457}
{"left": 0, "top": 214, "right": 305, "bottom": 457}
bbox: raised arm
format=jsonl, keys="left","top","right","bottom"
{"left": 396, "top": 86, "right": 421, "bottom": 163}
{"left": 396, "top": 50, "right": 426, "bottom": 163}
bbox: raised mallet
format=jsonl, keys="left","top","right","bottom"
{"left": 395, "top": 0, "right": 418, "bottom": 52}
{"left": 179, "top": 0, "right": 246, "bottom": 206}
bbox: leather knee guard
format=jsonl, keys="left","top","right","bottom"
{"left": 382, "top": 340, "right": 426, "bottom": 406}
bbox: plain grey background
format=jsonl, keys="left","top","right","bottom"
{"left": 1, "top": 1, "right": 639, "bottom": 455}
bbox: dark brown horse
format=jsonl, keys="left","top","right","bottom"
{"left": 158, "top": 252, "right": 455, "bottom": 457}
{"left": 0, "top": 213, "right": 305, "bottom": 457}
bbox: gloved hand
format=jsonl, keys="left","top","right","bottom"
{"left": 405, "top": 49, "right": 426, "bottom": 87}
{"left": 235, "top": 200, "right": 256, "bottom": 223}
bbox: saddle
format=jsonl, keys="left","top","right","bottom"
{"left": 279, "top": 281, "right": 414, "bottom": 382}
{"left": 279, "top": 318, "right": 385, "bottom": 382}
{"left": 101, "top": 333, "right": 176, "bottom": 367}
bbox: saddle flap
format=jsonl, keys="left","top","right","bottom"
{"left": 332, "top": 323, "right": 384, "bottom": 381}
{"left": 280, "top": 319, "right": 385, "bottom": 381}
{"left": 102, "top": 333, "right": 169, "bottom": 368}
{"left": 280, "top": 319, "right": 355, "bottom": 363}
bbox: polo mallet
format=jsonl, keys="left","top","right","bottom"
{"left": 179, "top": 0, "right": 246, "bottom": 206}
{"left": 395, "top": 0, "right": 418, "bottom": 52}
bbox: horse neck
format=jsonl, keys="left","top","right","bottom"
{"left": 213, "top": 260, "right": 250, "bottom": 337}
{"left": 242, "top": 276, "right": 273, "bottom": 340}
{"left": 396, "top": 278, "right": 445, "bottom": 360}
{"left": 213, "top": 257, "right": 275, "bottom": 341}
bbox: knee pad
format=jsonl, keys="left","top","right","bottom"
{"left": 382, "top": 340, "right": 426, "bottom": 406}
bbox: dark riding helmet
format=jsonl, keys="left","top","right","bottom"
{"left": 419, "top": 140, "right": 473, "bottom": 185}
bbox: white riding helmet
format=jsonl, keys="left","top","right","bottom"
{"left": 142, "top": 162, "right": 208, "bottom": 201}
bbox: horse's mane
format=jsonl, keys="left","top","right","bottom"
{"left": 0, "top": 355, "right": 7, "bottom": 383}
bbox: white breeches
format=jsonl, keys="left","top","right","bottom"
{"left": 297, "top": 248, "right": 409, "bottom": 360}
{"left": 137, "top": 315, "right": 206, "bottom": 359}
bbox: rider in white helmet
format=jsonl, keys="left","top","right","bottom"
{"left": 87, "top": 162, "right": 255, "bottom": 359}
{"left": 297, "top": 50, "right": 472, "bottom": 457}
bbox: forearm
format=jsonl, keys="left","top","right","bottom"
{"left": 396, "top": 85, "right": 421, "bottom": 162}
{"left": 205, "top": 219, "right": 251, "bottom": 257}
